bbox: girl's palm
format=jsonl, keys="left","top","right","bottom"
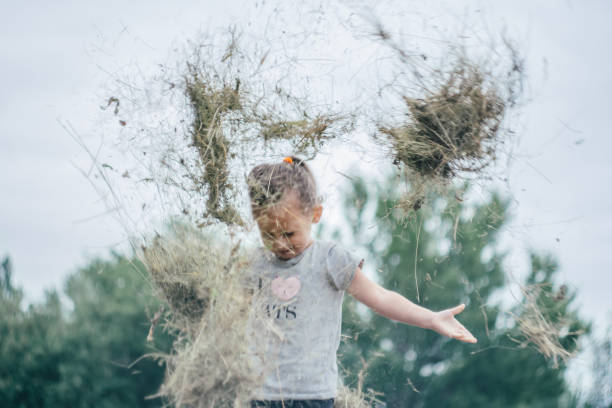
{"left": 430, "top": 304, "right": 477, "bottom": 343}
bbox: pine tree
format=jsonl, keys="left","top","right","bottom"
{"left": 337, "top": 179, "right": 588, "bottom": 407}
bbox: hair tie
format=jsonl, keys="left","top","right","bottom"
{"left": 283, "top": 156, "right": 293, "bottom": 164}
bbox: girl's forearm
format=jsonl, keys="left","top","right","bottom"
{"left": 348, "top": 268, "right": 436, "bottom": 328}
{"left": 348, "top": 268, "right": 477, "bottom": 342}
{"left": 372, "top": 288, "right": 436, "bottom": 329}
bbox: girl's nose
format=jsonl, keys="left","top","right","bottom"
{"left": 273, "top": 237, "right": 290, "bottom": 251}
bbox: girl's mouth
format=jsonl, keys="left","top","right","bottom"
{"left": 277, "top": 249, "right": 294, "bottom": 259}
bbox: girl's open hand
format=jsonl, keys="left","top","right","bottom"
{"left": 429, "top": 304, "right": 477, "bottom": 343}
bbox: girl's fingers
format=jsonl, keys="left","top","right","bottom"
{"left": 461, "top": 328, "right": 477, "bottom": 342}
{"left": 453, "top": 320, "right": 477, "bottom": 343}
{"left": 461, "top": 335, "right": 477, "bottom": 343}
{"left": 454, "top": 330, "right": 477, "bottom": 343}
{"left": 455, "top": 320, "right": 469, "bottom": 332}
{"left": 461, "top": 329, "right": 477, "bottom": 343}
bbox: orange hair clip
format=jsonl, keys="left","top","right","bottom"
{"left": 283, "top": 156, "right": 293, "bottom": 164}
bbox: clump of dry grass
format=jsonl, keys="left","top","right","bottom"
{"left": 140, "top": 224, "right": 265, "bottom": 406}
{"left": 335, "top": 384, "right": 380, "bottom": 408}
{"left": 380, "top": 63, "right": 505, "bottom": 180}
{"left": 509, "top": 284, "right": 580, "bottom": 368}
{"left": 164, "top": 31, "right": 349, "bottom": 227}
{"left": 380, "top": 62, "right": 506, "bottom": 212}
{"left": 141, "top": 223, "right": 378, "bottom": 406}
{"left": 335, "top": 365, "right": 381, "bottom": 408}
{"left": 257, "top": 115, "right": 340, "bottom": 154}
{"left": 372, "top": 25, "right": 524, "bottom": 212}
{"left": 185, "top": 66, "right": 244, "bottom": 226}
{"left": 333, "top": 357, "right": 382, "bottom": 408}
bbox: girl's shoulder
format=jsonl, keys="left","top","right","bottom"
{"left": 315, "top": 240, "right": 353, "bottom": 260}
{"left": 313, "top": 239, "right": 350, "bottom": 253}
{"left": 312, "top": 239, "right": 335, "bottom": 253}
{"left": 315, "top": 240, "right": 359, "bottom": 291}
{"left": 307, "top": 240, "right": 350, "bottom": 267}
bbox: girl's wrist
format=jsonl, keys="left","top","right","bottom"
{"left": 422, "top": 310, "right": 437, "bottom": 330}
{"left": 400, "top": 297, "right": 436, "bottom": 329}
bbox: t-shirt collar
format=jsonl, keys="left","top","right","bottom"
{"left": 264, "top": 240, "right": 316, "bottom": 268}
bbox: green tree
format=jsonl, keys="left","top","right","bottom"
{"left": 0, "top": 254, "right": 171, "bottom": 408}
{"left": 0, "top": 256, "right": 66, "bottom": 406}
{"left": 337, "top": 179, "right": 588, "bottom": 407}
{"left": 584, "top": 321, "right": 612, "bottom": 408}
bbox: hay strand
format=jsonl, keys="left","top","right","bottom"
{"left": 509, "top": 283, "right": 580, "bottom": 368}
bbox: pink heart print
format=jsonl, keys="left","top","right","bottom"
{"left": 271, "top": 276, "right": 301, "bottom": 301}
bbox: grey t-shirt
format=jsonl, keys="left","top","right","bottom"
{"left": 247, "top": 240, "right": 359, "bottom": 400}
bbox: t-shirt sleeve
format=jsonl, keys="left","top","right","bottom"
{"left": 326, "top": 243, "right": 359, "bottom": 291}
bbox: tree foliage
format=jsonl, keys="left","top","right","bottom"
{"left": 337, "top": 179, "right": 588, "bottom": 407}
{"left": 0, "top": 254, "right": 171, "bottom": 408}
{"left": 584, "top": 321, "right": 612, "bottom": 408}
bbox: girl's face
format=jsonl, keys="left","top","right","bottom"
{"left": 255, "top": 190, "right": 322, "bottom": 260}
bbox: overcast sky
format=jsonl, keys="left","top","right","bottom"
{"left": 1, "top": 1, "right": 611, "bottom": 388}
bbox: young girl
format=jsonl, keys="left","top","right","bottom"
{"left": 246, "top": 156, "right": 476, "bottom": 408}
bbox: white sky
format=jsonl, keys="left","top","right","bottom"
{"left": 1, "top": 0, "right": 611, "bottom": 391}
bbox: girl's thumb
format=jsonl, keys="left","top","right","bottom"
{"left": 451, "top": 304, "right": 466, "bottom": 315}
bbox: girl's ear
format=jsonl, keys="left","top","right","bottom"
{"left": 311, "top": 204, "right": 323, "bottom": 224}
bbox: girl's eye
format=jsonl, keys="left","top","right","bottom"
{"left": 284, "top": 232, "right": 294, "bottom": 238}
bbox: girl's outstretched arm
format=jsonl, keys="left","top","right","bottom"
{"left": 347, "top": 267, "right": 477, "bottom": 343}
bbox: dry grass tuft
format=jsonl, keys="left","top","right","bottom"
{"left": 335, "top": 373, "right": 381, "bottom": 408}
{"left": 372, "top": 25, "right": 524, "bottom": 212}
{"left": 140, "top": 223, "right": 378, "bottom": 406}
{"left": 169, "top": 32, "right": 348, "bottom": 226}
{"left": 334, "top": 358, "right": 381, "bottom": 408}
{"left": 380, "top": 62, "right": 507, "bottom": 213}
{"left": 185, "top": 67, "right": 244, "bottom": 226}
{"left": 335, "top": 384, "right": 380, "bottom": 408}
{"left": 380, "top": 63, "right": 505, "bottom": 181}
{"left": 257, "top": 115, "right": 340, "bottom": 154}
{"left": 141, "top": 224, "right": 264, "bottom": 406}
{"left": 510, "top": 284, "right": 579, "bottom": 368}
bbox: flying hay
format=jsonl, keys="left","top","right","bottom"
{"left": 185, "top": 66, "right": 244, "bottom": 226}
{"left": 141, "top": 224, "right": 378, "bottom": 407}
{"left": 89, "top": 14, "right": 529, "bottom": 405}
{"left": 105, "top": 29, "right": 373, "bottom": 406}
{"left": 141, "top": 224, "right": 265, "bottom": 406}
{"left": 335, "top": 384, "right": 380, "bottom": 408}
{"left": 381, "top": 63, "right": 505, "bottom": 212}
{"left": 381, "top": 63, "right": 504, "bottom": 179}
{"left": 257, "top": 115, "right": 340, "bottom": 154}
{"left": 334, "top": 361, "right": 381, "bottom": 408}
{"left": 166, "top": 32, "right": 350, "bottom": 227}
{"left": 510, "top": 283, "right": 581, "bottom": 368}
{"left": 373, "top": 26, "right": 524, "bottom": 212}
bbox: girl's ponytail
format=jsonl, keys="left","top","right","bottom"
{"left": 248, "top": 156, "right": 318, "bottom": 215}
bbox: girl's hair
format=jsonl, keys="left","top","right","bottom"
{"left": 247, "top": 156, "right": 318, "bottom": 215}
